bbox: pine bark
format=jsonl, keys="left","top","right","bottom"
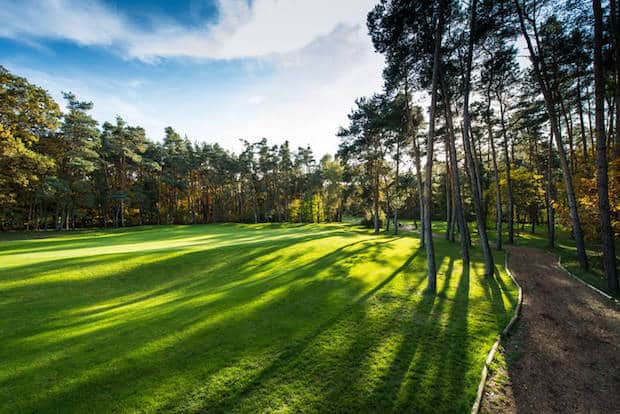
{"left": 594, "top": 0, "right": 618, "bottom": 290}
{"left": 423, "top": 0, "right": 447, "bottom": 293}
{"left": 463, "top": 0, "right": 494, "bottom": 276}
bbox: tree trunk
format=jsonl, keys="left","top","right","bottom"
{"left": 414, "top": 135, "right": 425, "bottom": 247}
{"left": 463, "top": 0, "right": 494, "bottom": 276}
{"left": 577, "top": 77, "right": 589, "bottom": 159}
{"left": 594, "top": 0, "right": 618, "bottom": 290}
{"left": 441, "top": 73, "right": 470, "bottom": 264}
{"left": 498, "top": 97, "right": 515, "bottom": 244}
{"left": 488, "top": 111, "right": 502, "bottom": 251}
{"left": 612, "top": 0, "right": 620, "bottom": 160}
{"left": 394, "top": 140, "right": 400, "bottom": 235}
{"left": 374, "top": 158, "right": 380, "bottom": 234}
{"left": 423, "top": 0, "right": 446, "bottom": 293}
{"left": 547, "top": 133, "right": 556, "bottom": 248}
{"left": 445, "top": 154, "right": 452, "bottom": 241}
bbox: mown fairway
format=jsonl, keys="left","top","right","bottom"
{"left": 0, "top": 224, "right": 517, "bottom": 413}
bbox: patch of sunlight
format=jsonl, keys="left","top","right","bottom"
{"left": 355, "top": 332, "right": 406, "bottom": 397}
{"left": 0, "top": 250, "right": 184, "bottom": 290}
{"left": 122, "top": 281, "right": 302, "bottom": 361}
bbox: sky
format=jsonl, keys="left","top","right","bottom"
{"left": 0, "top": 0, "right": 386, "bottom": 156}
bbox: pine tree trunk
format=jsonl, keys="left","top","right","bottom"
{"left": 463, "top": 0, "right": 494, "bottom": 276}
{"left": 498, "top": 98, "right": 515, "bottom": 244}
{"left": 394, "top": 140, "right": 400, "bottom": 235}
{"left": 488, "top": 112, "right": 502, "bottom": 251}
{"left": 594, "top": 0, "right": 618, "bottom": 290}
{"left": 612, "top": 0, "right": 620, "bottom": 160}
{"left": 441, "top": 73, "right": 470, "bottom": 263}
{"left": 414, "top": 137, "right": 425, "bottom": 248}
{"left": 423, "top": 0, "right": 447, "bottom": 293}
{"left": 374, "top": 158, "right": 380, "bottom": 235}
{"left": 547, "top": 133, "right": 556, "bottom": 248}
{"left": 577, "top": 77, "right": 589, "bottom": 159}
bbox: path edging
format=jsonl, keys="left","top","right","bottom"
{"left": 471, "top": 251, "right": 523, "bottom": 414}
{"left": 557, "top": 256, "right": 619, "bottom": 305}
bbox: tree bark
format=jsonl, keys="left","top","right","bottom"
{"left": 441, "top": 73, "right": 470, "bottom": 264}
{"left": 498, "top": 96, "right": 515, "bottom": 244}
{"left": 488, "top": 106, "right": 502, "bottom": 251}
{"left": 463, "top": 0, "right": 494, "bottom": 276}
{"left": 594, "top": 0, "right": 618, "bottom": 290}
{"left": 547, "top": 132, "right": 556, "bottom": 248}
{"left": 407, "top": 79, "right": 425, "bottom": 248}
{"left": 394, "top": 139, "right": 400, "bottom": 235}
{"left": 423, "top": 0, "right": 447, "bottom": 293}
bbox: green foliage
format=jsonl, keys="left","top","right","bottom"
{"left": 0, "top": 66, "right": 60, "bottom": 225}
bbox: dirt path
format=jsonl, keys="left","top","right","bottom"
{"left": 481, "top": 246, "right": 620, "bottom": 413}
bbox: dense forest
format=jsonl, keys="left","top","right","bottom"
{"left": 0, "top": 0, "right": 618, "bottom": 290}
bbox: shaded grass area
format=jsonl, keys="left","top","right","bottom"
{"left": 424, "top": 221, "right": 620, "bottom": 299}
{"left": 1, "top": 223, "right": 517, "bottom": 413}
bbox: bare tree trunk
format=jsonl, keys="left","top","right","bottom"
{"left": 413, "top": 137, "right": 425, "bottom": 247}
{"left": 488, "top": 110, "right": 502, "bottom": 250}
{"left": 594, "top": 0, "right": 618, "bottom": 290}
{"left": 394, "top": 139, "right": 401, "bottom": 235}
{"left": 612, "top": 0, "right": 620, "bottom": 160}
{"left": 374, "top": 158, "right": 380, "bottom": 234}
{"left": 441, "top": 74, "right": 470, "bottom": 264}
{"left": 423, "top": 0, "right": 447, "bottom": 293}
{"left": 445, "top": 149, "right": 452, "bottom": 241}
{"left": 577, "top": 77, "right": 589, "bottom": 159}
{"left": 547, "top": 132, "right": 556, "bottom": 248}
{"left": 498, "top": 97, "right": 515, "bottom": 244}
{"left": 463, "top": 0, "right": 494, "bottom": 276}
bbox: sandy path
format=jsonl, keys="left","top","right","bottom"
{"left": 482, "top": 246, "right": 620, "bottom": 413}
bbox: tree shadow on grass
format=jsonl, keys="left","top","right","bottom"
{"left": 192, "top": 246, "right": 425, "bottom": 413}
{"left": 1, "top": 229, "right": 406, "bottom": 413}
{"left": 1, "top": 229, "right": 517, "bottom": 413}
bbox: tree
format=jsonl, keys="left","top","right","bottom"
{"left": 338, "top": 95, "right": 387, "bottom": 234}
{"left": 514, "top": 0, "right": 589, "bottom": 270}
{"left": 461, "top": 0, "right": 497, "bottom": 276}
{"left": 53, "top": 92, "right": 100, "bottom": 229}
{"left": 593, "top": 0, "right": 618, "bottom": 290}
{"left": 0, "top": 66, "right": 60, "bottom": 229}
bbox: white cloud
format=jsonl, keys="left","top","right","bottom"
{"left": 247, "top": 95, "right": 266, "bottom": 105}
{"left": 2, "top": 1, "right": 385, "bottom": 156}
{"left": 0, "top": 0, "right": 377, "bottom": 61}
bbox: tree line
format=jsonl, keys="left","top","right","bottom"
{"left": 0, "top": 0, "right": 618, "bottom": 291}
{"left": 0, "top": 70, "right": 346, "bottom": 230}
{"left": 353, "top": 0, "right": 618, "bottom": 292}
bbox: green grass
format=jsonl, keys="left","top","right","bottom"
{"left": 0, "top": 223, "right": 517, "bottom": 413}
{"left": 426, "top": 220, "right": 619, "bottom": 299}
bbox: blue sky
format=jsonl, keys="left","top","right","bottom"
{"left": 0, "top": 0, "right": 384, "bottom": 156}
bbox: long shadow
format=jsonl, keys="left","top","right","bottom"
{"left": 195, "top": 247, "right": 424, "bottom": 413}
{"left": 356, "top": 260, "right": 450, "bottom": 411}
{"left": 1, "top": 228, "right": 408, "bottom": 413}
{"left": 2, "top": 227, "right": 517, "bottom": 413}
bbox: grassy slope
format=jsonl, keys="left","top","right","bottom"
{"left": 0, "top": 224, "right": 517, "bottom": 413}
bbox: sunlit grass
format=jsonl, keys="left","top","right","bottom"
{"left": 0, "top": 223, "right": 517, "bottom": 413}
{"left": 427, "top": 221, "right": 619, "bottom": 299}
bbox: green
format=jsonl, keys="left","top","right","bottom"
{"left": 1, "top": 224, "right": 517, "bottom": 413}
